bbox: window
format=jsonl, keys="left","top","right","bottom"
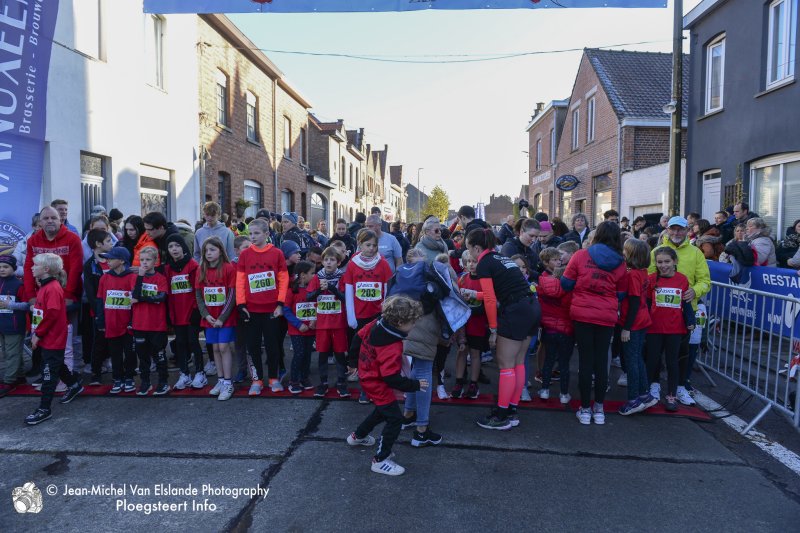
{"left": 281, "top": 189, "right": 294, "bottom": 213}
{"left": 587, "top": 97, "right": 596, "bottom": 143}
{"left": 243, "top": 180, "right": 262, "bottom": 219}
{"left": 311, "top": 193, "right": 327, "bottom": 228}
{"left": 73, "top": 0, "right": 101, "bottom": 59}
{"left": 144, "top": 14, "right": 164, "bottom": 89}
{"left": 751, "top": 154, "right": 800, "bottom": 234}
{"left": 575, "top": 199, "right": 586, "bottom": 217}
{"left": 533, "top": 193, "right": 541, "bottom": 212}
{"left": 767, "top": 0, "right": 797, "bottom": 86}
{"left": 218, "top": 173, "right": 230, "bottom": 214}
{"left": 594, "top": 174, "right": 613, "bottom": 226}
{"left": 349, "top": 164, "right": 353, "bottom": 190}
{"left": 283, "top": 117, "right": 292, "bottom": 159}
{"left": 550, "top": 128, "right": 556, "bottom": 165}
{"left": 535, "top": 139, "right": 542, "bottom": 170}
{"left": 548, "top": 190, "right": 554, "bottom": 214}
{"left": 571, "top": 109, "right": 580, "bottom": 150}
{"left": 215, "top": 69, "right": 228, "bottom": 126}
{"left": 80, "top": 152, "right": 106, "bottom": 222}
{"left": 561, "top": 191, "right": 572, "bottom": 219}
{"left": 300, "top": 127, "right": 308, "bottom": 165}
{"left": 140, "top": 165, "right": 172, "bottom": 218}
{"left": 341, "top": 157, "right": 346, "bottom": 187}
{"left": 705, "top": 36, "right": 725, "bottom": 112}
{"left": 246, "top": 92, "right": 258, "bottom": 142}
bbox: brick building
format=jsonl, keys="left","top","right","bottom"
{"left": 197, "top": 15, "right": 312, "bottom": 221}
{"left": 526, "top": 100, "right": 568, "bottom": 216}
{"left": 484, "top": 194, "right": 515, "bottom": 226}
{"left": 553, "top": 49, "right": 688, "bottom": 226}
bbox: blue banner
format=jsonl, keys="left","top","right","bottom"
{"left": 144, "top": 0, "right": 666, "bottom": 14}
{"left": 0, "top": 0, "right": 59, "bottom": 249}
{"left": 707, "top": 261, "right": 800, "bottom": 338}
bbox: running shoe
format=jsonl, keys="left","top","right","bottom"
{"left": 476, "top": 410, "right": 512, "bottom": 430}
{"left": 466, "top": 383, "right": 480, "bottom": 399}
{"left": 664, "top": 395, "right": 678, "bottom": 412}
{"left": 174, "top": 373, "right": 193, "bottom": 390}
{"left": 450, "top": 383, "right": 464, "bottom": 399}
{"left": 347, "top": 369, "right": 359, "bottom": 382}
{"left": 592, "top": 403, "right": 605, "bottom": 425}
{"left": 249, "top": 380, "right": 264, "bottom": 396}
{"left": 204, "top": 361, "right": 217, "bottom": 376}
{"left": 436, "top": 384, "right": 449, "bottom": 400}
{"left": 109, "top": 380, "right": 123, "bottom": 394}
{"left": 137, "top": 381, "right": 152, "bottom": 396}
{"left": 676, "top": 386, "right": 696, "bottom": 406}
{"left": 559, "top": 393, "right": 572, "bottom": 405}
{"left": 25, "top": 408, "right": 52, "bottom": 425}
{"left": 520, "top": 387, "right": 532, "bottom": 402}
{"left": 123, "top": 379, "right": 136, "bottom": 393}
{"left": 270, "top": 380, "right": 284, "bottom": 393}
{"left": 411, "top": 429, "right": 443, "bottom": 447}
{"left": 508, "top": 406, "right": 520, "bottom": 427}
{"left": 191, "top": 372, "right": 208, "bottom": 389}
{"left": 401, "top": 413, "right": 417, "bottom": 430}
{"left": 288, "top": 382, "right": 303, "bottom": 395}
{"left": 639, "top": 393, "right": 659, "bottom": 410}
{"left": 347, "top": 432, "right": 375, "bottom": 446}
{"left": 618, "top": 399, "right": 643, "bottom": 416}
{"left": 576, "top": 407, "right": 592, "bottom": 425}
{"left": 336, "top": 381, "right": 350, "bottom": 398}
{"left": 218, "top": 383, "right": 234, "bottom": 401}
{"left": 538, "top": 388, "right": 550, "bottom": 400}
{"left": 55, "top": 381, "right": 67, "bottom": 393}
{"left": 314, "top": 384, "right": 329, "bottom": 398}
{"left": 59, "top": 383, "right": 83, "bottom": 404}
{"left": 209, "top": 381, "right": 223, "bottom": 396}
{"left": 153, "top": 383, "right": 170, "bottom": 396}
{"left": 371, "top": 457, "right": 405, "bottom": 476}
{"left": 358, "top": 391, "right": 370, "bottom": 404}
{"left": 649, "top": 382, "right": 661, "bottom": 401}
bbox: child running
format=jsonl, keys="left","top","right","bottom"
{"left": 646, "top": 247, "right": 696, "bottom": 411}
{"left": 131, "top": 246, "right": 170, "bottom": 396}
{"left": 345, "top": 295, "right": 426, "bottom": 476}
{"left": 195, "top": 237, "right": 237, "bottom": 401}
{"left": 285, "top": 261, "right": 317, "bottom": 394}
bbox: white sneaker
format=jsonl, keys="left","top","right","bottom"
{"left": 617, "top": 373, "right": 628, "bottom": 387}
{"left": 209, "top": 381, "right": 223, "bottom": 396}
{"left": 55, "top": 381, "right": 68, "bottom": 393}
{"left": 611, "top": 356, "right": 622, "bottom": 368}
{"left": 218, "top": 383, "right": 234, "bottom": 401}
{"left": 520, "top": 388, "right": 532, "bottom": 402}
{"left": 270, "top": 380, "right": 284, "bottom": 393}
{"left": 592, "top": 403, "right": 605, "bottom": 425}
{"left": 480, "top": 351, "right": 493, "bottom": 363}
{"left": 347, "top": 369, "right": 359, "bottom": 382}
{"left": 538, "top": 388, "right": 550, "bottom": 400}
{"left": 559, "top": 393, "right": 572, "bottom": 405}
{"left": 650, "top": 382, "right": 661, "bottom": 401}
{"left": 204, "top": 361, "right": 217, "bottom": 376}
{"left": 347, "top": 432, "right": 376, "bottom": 446}
{"left": 249, "top": 380, "right": 263, "bottom": 396}
{"left": 676, "top": 386, "right": 696, "bottom": 406}
{"left": 371, "top": 457, "right": 405, "bottom": 476}
{"left": 436, "top": 385, "right": 449, "bottom": 400}
{"left": 174, "top": 373, "right": 193, "bottom": 390}
{"left": 192, "top": 372, "right": 208, "bottom": 389}
{"left": 576, "top": 407, "right": 591, "bottom": 425}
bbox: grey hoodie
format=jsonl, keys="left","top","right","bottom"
{"left": 193, "top": 222, "right": 235, "bottom": 262}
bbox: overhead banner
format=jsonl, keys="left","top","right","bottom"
{"left": 0, "top": 0, "right": 59, "bottom": 251}
{"left": 144, "top": 0, "right": 666, "bottom": 14}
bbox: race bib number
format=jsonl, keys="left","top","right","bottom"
{"left": 295, "top": 302, "right": 317, "bottom": 321}
{"left": 105, "top": 290, "right": 132, "bottom": 310}
{"left": 141, "top": 283, "right": 159, "bottom": 298}
{"left": 655, "top": 287, "right": 682, "bottom": 308}
{"left": 170, "top": 274, "right": 192, "bottom": 294}
{"left": 355, "top": 281, "right": 382, "bottom": 302}
{"left": 696, "top": 310, "right": 707, "bottom": 328}
{"left": 31, "top": 308, "right": 43, "bottom": 330}
{"left": 317, "top": 295, "right": 342, "bottom": 314}
{"left": 204, "top": 287, "right": 226, "bottom": 307}
{"left": 0, "top": 294, "right": 13, "bottom": 314}
{"left": 248, "top": 271, "right": 275, "bottom": 293}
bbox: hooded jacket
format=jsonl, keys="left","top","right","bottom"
{"left": 537, "top": 272, "right": 573, "bottom": 335}
{"left": 24, "top": 225, "right": 84, "bottom": 302}
{"left": 165, "top": 234, "right": 199, "bottom": 326}
{"left": 561, "top": 244, "right": 626, "bottom": 327}
{"left": 193, "top": 222, "right": 235, "bottom": 263}
{"left": 648, "top": 235, "right": 711, "bottom": 309}
{"left": 695, "top": 228, "right": 724, "bottom": 261}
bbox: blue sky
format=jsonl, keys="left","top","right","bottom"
{"left": 230, "top": 0, "right": 699, "bottom": 208}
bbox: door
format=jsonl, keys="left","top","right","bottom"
{"left": 702, "top": 171, "right": 722, "bottom": 220}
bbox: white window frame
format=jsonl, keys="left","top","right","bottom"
{"left": 246, "top": 91, "right": 258, "bottom": 142}
{"left": 215, "top": 69, "right": 228, "bottom": 126}
{"left": 571, "top": 109, "right": 580, "bottom": 150}
{"left": 705, "top": 35, "right": 725, "bottom": 112}
{"left": 586, "top": 97, "right": 596, "bottom": 143}
{"left": 140, "top": 165, "right": 172, "bottom": 219}
{"left": 535, "top": 139, "right": 542, "bottom": 170}
{"left": 767, "top": 0, "right": 797, "bottom": 87}
{"left": 243, "top": 179, "right": 262, "bottom": 219}
{"left": 750, "top": 152, "right": 800, "bottom": 232}
{"left": 144, "top": 14, "right": 164, "bottom": 89}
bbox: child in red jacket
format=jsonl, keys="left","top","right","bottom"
{"left": 454, "top": 249, "right": 488, "bottom": 400}
{"left": 25, "top": 253, "right": 83, "bottom": 425}
{"left": 346, "top": 295, "right": 426, "bottom": 476}
{"left": 537, "top": 258, "right": 574, "bottom": 405}
{"left": 131, "top": 246, "right": 170, "bottom": 396}
{"left": 285, "top": 261, "right": 317, "bottom": 394}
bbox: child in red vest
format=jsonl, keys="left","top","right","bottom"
{"left": 285, "top": 261, "right": 317, "bottom": 394}
{"left": 131, "top": 246, "right": 169, "bottom": 396}
{"left": 454, "top": 249, "right": 488, "bottom": 400}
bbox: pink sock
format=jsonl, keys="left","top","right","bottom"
{"left": 512, "top": 364, "right": 526, "bottom": 405}
{"left": 497, "top": 368, "right": 516, "bottom": 409}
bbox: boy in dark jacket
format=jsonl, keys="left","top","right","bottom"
{"left": 345, "top": 295, "right": 425, "bottom": 476}
{"left": 83, "top": 229, "right": 114, "bottom": 385}
{"left": 0, "top": 256, "right": 27, "bottom": 397}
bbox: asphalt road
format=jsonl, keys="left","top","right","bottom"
{"left": 1, "top": 353, "right": 799, "bottom": 532}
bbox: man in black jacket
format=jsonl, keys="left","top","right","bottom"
{"left": 457, "top": 205, "right": 490, "bottom": 237}
{"left": 497, "top": 215, "right": 515, "bottom": 245}
{"left": 142, "top": 211, "right": 182, "bottom": 266}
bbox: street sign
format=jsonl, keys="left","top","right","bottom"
{"left": 556, "top": 175, "right": 581, "bottom": 192}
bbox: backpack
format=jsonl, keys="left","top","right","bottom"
{"left": 388, "top": 261, "right": 450, "bottom": 314}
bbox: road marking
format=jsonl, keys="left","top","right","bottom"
{"left": 694, "top": 390, "right": 800, "bottom": 476}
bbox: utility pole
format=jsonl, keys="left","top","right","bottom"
{"left": 667, "top": 0, "right": 684, "bottom": 216}
{"left": 417, "top": 168, "right": 423, "bottom": 219}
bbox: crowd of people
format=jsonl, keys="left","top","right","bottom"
{"left": 0, "top": 195, "right": 754, "bottom": 476}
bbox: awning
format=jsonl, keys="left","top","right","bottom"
{"left": 144, "top": 1, "right": 666, "bottom": 14}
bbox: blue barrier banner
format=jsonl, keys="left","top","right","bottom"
{"left": 707, "top": 260, "right": 800, "bottom": 338}
{"left": 144, "top": 0, "right": 666, "bottom": 14}
{"left": 0, "top": 0, "right": 59, "bottom": 250}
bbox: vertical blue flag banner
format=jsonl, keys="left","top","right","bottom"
{"left": 0, "top": 0, "right": 59, "bottom": 255}
{"left": 144, "top": 0, "right": 666, "bottom": 14}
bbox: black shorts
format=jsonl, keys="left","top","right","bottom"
{"left": 497, "top": 296, "right": 541, "bottom": 341}
{"left": 466, "top": 334, "right": 490, "bottom": 352}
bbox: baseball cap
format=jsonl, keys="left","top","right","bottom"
{"left": 99, "top": 247, "right": 131, "bottom": 263}
{"left": 667, "top": 216, "right": 688, "bottom": 228}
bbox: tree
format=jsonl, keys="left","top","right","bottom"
{"left": 422, "top": 185, "right": 450, "bottom": 222}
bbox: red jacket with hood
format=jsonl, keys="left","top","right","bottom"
{"left": 24, "top": 225, "right": 84, "bottom": 302}
{"left": 561, "top": 245, "right": 626, "bottom": 327}
{"left": 537, "top": 271, "right": 574, "bottom": 336}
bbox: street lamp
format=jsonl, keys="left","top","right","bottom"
{"left": 417, "top": 167, "right": 424, "bottom": 219}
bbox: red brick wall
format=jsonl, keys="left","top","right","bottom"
{"left": 527, "top": 108, "right": 556, "bottom": 215}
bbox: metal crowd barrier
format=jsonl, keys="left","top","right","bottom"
{"left": 702, "top": 281, "right": 800, "bottom": 434}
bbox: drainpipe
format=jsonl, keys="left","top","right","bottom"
{"left": 617, "top": 123, "right": 623, "bottom": 220}
{"left": 273, "top": 77, "right": 278, "bottom": 212}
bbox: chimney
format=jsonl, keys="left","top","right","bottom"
{"left": 534, "top": 102, "right": 545, "bottom": 117}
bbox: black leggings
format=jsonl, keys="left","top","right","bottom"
{"left": 354, "top": 401, "right": 403, "bottom": 462}
{"left": 646, "top": 333, "right": 683, "bottom": 396}
{"left": 90, "top": 327, "right": 109, "bottom": 376}
{"left": 246, "top": 312, "right": 282, "bottom": 381}
{"left": 40, "top": 348, "right": 78, "bottom": 410}
{"left": 174, "top": 317, "right": 204, "bottom": 375}
{"left": 574, "top": 321, "right": 613, "bottom": 408}
{"left": 134, "top": 331, "right": 168, "bottom": 385}
{"left": 108, "top": 334, "right": 137, "bottom": 380}
{"left": 433, "top": 344, "right": 449, "bottom": 387}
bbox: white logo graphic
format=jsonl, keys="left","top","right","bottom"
{"left": 12, "top": 482, "right": 43, "bottom": 514}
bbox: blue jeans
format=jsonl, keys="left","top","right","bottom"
{"left": 289, "top": 335, "right": 314, "bottom": 383}
{"left": 623, "top": 329, "right": 648, "bottom": 400}
{"left": 403, "top": 358, "right": 433, "bottom": 427}
{"left": 541, "top": 332, "right": 573, "bottom": 394}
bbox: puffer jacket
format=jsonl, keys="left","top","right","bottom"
{"left": 648, "top": 235, "right": 711, "bottom": 309}
{"left": 402, "top": 311, "right": 441, "bottom": 361}
{"left": 748, "top": 235, "right": 777, "bottom": 267}
{"left": 695, "top": 227, "right": 724, "bottom": 261}
{"left": 537, "top": 272, "right": 573, "bottom": 335}
{"left": 561, "top": 244, "right": 626, "bottom": 327}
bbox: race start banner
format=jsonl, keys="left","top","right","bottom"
{"left": 144, "top": 0, "right": 666, "bottom": 14}
{"left": 707, "top": 260, "right": 800, "bottom": 338}
{"left": 0, "top": 0, "right": 59, "bottom": 254}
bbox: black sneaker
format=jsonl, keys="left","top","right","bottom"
{"left": 137, "top": 381, "right": 152, "bottom": 396}
{"left": 451, "top": 383, "right": 464, "bottom": 399}
{"left": 89, "top": 374, "right": 102, "bottom": 386}
{"left": 59, "top": 384, "right": 84, "bottom": 404}
{"left": 401, "top": 413, "right": 417, "bottom": 430}
{"left": 336, "top": 382, "right": 350, "bottom": 398}
{"left": 301, "top": 379, "right": 314, "bottom": 390}
{"left": 25, "top": 408, "right": 52, "bottom": 425}
{"left": 411, "top": 429, "right": 443, "bottom": 447}
{"left": 665, "top": 395, "right": 678, "bottom": 412}
{"left": 123, "top": 379, "right": 136, "bottom": 393}
{"left": 288, "top": 383, "right": 304, "bottom": 395}
{"left": 508, "top": 406, "right": 520, "bottom": 427}
{"left": 153, "top": 383, "right": 170, "bottom": 396}
{"left": 476, "top": 410, "right": 512, "bottom": 430}
{"left": 31, "top": 377, "right": 43, "bottom": 390}
{"left": 314, "top": 384, "right": 328, "bottom": 398}
{"left": 466, "top": 383, "right": 480, "bottom": 399}
{"left": 358, "top": 391, "right": 370, "bottom": 404}
{"left": 110, "top": 380, "right": 123, "bottom": 394}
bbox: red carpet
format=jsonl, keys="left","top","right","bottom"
{"left": 5, "top": 384, "right": 712, "bottom": 421}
